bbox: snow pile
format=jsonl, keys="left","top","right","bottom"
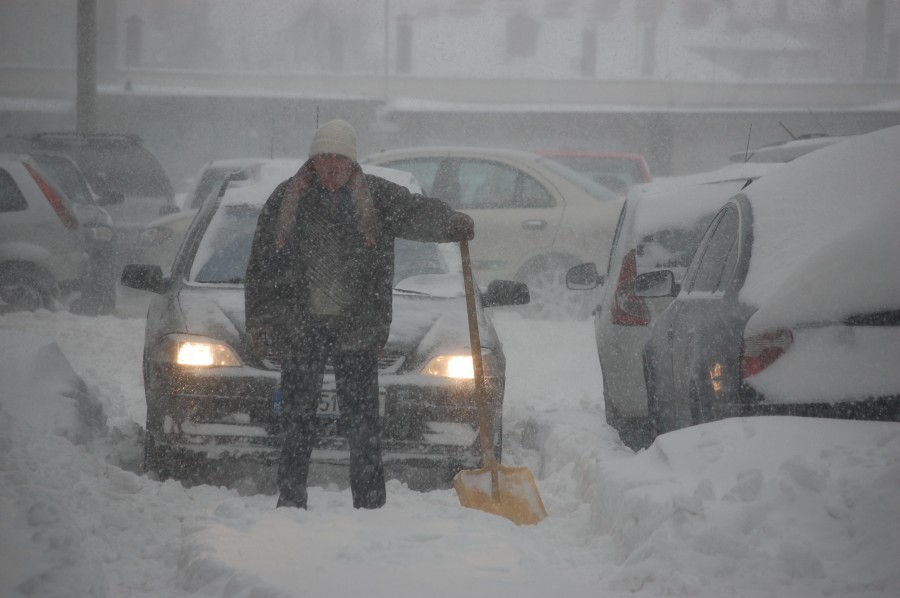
{"left": 582, "top": 418, "right": 900, "bottom": 595}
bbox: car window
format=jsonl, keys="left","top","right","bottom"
{"left": 0, "top": 169, "right": 28, "bottom": 212}
{"left": 536, "top": 157, "right": 619, "bottom": 200}
{"left": 379, "top": 159, "right": 440, "bottom": 195}
{"left": 36, "top": 139, "right": 174, "bottom": 199}
{"left": 550, "top": 156, "right": 645, "bottom": 190}
{"left": 636, "top": 212, "right": 717, "bottom": 271}
{"left": 436, "top": 159, "right": 553, "bottom": 209}
{"left": 31, "top": 155, "right": 93, "bottom": 205}
{"left": 689, "top": 206, "right": 739, "bottom": 293}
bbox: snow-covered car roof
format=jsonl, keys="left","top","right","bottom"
{"left": 629, "top": 163, "right": 781, "bottom": 237}
{"left": 727, "top": 135, "right": 848, "bottom": 164}
{"left": 738, "top": 125, "right": 900, "bottom": 320}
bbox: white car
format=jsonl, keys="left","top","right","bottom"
{"left": 566, "top": 163, "right": 779, "bottom": 447}
{"left": 363, "top": 146, "right": 624, "bottom": 319}
{"left": 0, "top": 152, "right": 89, "bottom": 312}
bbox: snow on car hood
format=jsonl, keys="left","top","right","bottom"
{"left": 739, "top": 124, "right": 900, "bottom": 309}
{"left": 176, "top": 285, "right": 480, "bottom": 364}
{"left": 746, "top": 200, "right": 900, "bottom": 335}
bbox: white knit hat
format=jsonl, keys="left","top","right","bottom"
{"left": 309, "top": 119, "right": 358, "bottom": 161}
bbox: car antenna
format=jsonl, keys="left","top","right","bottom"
{"left": 316, "top": 105, "right": 319, "bottom": 129}
{"left": 778, "top": 121, "right": 797, "bottom": 140}
{"left": 743, "top": 123, "right": 753, "bottom": 163}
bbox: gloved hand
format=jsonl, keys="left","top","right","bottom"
{"left": 448, "top": 212, "right": 475, "bottom": 241}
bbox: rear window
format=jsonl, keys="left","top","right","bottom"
{"left": 635, "top": 214, "right": 716, "bottom": 270}
{"left": 31, "top": 155, "right": 93, "bottom": 205}
{"left": 35, "top": 138, "right": 173, "bottom": 199}
{"left": 549, "top": 155, "right": 647, "bottom": 192}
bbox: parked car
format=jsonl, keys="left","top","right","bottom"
{"left": 565, "top": 162, "right": 777, "bottom": 447}
{"left": 541, "top": 150, "right": 651, "bottom": 195}
{"left": 0, "top": 152, "right": 89, "bottom": 312}
{"left": 363, "top": 146, "right": 624, "bottom": 319}
{"left": 120, "top": 162, "right": 530, "bottom": 488}
{"left": 639, "top": 125, "right": 900, "bottom": 437}
{"left": 25, "top": 151, "right": 119, "bottom": 314}
{"left": 0, "top": 133, "right": 177, "bottom": 242}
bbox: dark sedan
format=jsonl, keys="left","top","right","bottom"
{"left": 121, "top": 163, "right": 528, "bottom": 488}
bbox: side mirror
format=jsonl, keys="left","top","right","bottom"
{"left": 97, "top": 191, "right": 125, "bottom": 206}
{"left": 566, "top": 263, "right": 603, "bottom": 290}
{"left": 634, "top": 270, "right": 679, "bottom": 298}
{"left": 158, "top": 203, "right": 180, "bottom": 216}
{"left": 482, "top": 280, "right": 530, "bottom": 307}
{"left": 121, "top": 263, "right": 166, "bottom": 294}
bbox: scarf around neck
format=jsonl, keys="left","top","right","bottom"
{"left": 275, "top": 159, "right": 377, "bottom": 250}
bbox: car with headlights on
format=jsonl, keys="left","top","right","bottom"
{"left": 363, "top": 146, "right": 623, "bottom": 319}
{"left": 121, "top": 162, "right": 529, "bottom": 488}
{"left": 639, "top": 125, "right": 900, "bottom": 436}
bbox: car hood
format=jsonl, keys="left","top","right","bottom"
{"left": 176, "top": 286, "right": 492, "bottom": 369}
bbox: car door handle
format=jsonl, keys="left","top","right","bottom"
{"left": 522, "top": 220, "right": 547, "bottom": 230}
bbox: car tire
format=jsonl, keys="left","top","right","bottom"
{"left": 519, "top": 262, "right": 592, "bottom": 321}
{"left": 0, "top": 265, "right": 55, "bottom": 312}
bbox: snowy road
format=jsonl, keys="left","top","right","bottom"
{"left": 2, "top": 302, "right": 899, "bottom": 598}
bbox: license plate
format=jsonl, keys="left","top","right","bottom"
{"left": 272, "top": 387, "right": 340, "bottom": 419}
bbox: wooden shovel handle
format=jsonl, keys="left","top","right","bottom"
{"left": 459, "top": 240, "right": 500, "bottom": 496}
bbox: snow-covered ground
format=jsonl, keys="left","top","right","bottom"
{"left": 1, "top": 299, "right": 899, "bottom": 598}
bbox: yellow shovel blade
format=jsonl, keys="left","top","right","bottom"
{"left": 454, "top": 463, "right": 548, "bottom": 526}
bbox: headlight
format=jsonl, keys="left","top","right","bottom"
{"left": 421, "top": 350, "right": 494, "bottom": 379}
{"left": 154, "top": 335, "right": 241, "bottom": 367}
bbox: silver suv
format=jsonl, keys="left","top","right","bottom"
{"left": 0, "top": 152, "right": 90, "bottom": 312}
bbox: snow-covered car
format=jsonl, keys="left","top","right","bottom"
{"left": 541, "top": 150, "right": 652, "bottom": 195}
{"left": 639, "top": 125, "right": 900, "bottom": 435}
{"left": 120, "top": 162, "right": 529, "bottom": 486}
{"left": 362, "top": 146, "right": 624, "bottom": 319}
{"left": 0, "top": 152, "right": 90, "bottom": 312}
{"left": 566, "top": 163, "right": 777, "bottom": 447}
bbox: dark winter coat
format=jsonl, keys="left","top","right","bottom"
{"left": 244, "top": 172, "right": 460, "bottom": 353}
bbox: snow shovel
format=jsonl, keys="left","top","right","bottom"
{"left": 453, "top": 239, "right": 547, "bottom": 526}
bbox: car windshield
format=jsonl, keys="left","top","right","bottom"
{"left": 31, "top": 154, "right": 94, "bottom": 205}
{"left": 536, "top": 157, "right": 620, "bottom": 200}
{"left": 189, "top": 204, "right": 453, "bottom": 292}
{"left": 39, "top": 139, "right": 174, "bottom": 199}
{"left": 548, "top": 155, "right": 645, "bottom": 192}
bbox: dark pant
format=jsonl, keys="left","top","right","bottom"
{"left": 277, "top": 318, "right": 386, "bottom": 509}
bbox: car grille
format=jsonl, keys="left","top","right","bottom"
{"left": 263, "top": 350, "right": 406, "bottom": 374}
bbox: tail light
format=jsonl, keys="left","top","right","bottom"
{"left": 741, "top": 329, "right": 793, "bottom": 378}
{"left": 24, "top": 162, "right": 78, "bottom": 230}
{"left": 612, "top": 249, "right": 650, "bottom": 326}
